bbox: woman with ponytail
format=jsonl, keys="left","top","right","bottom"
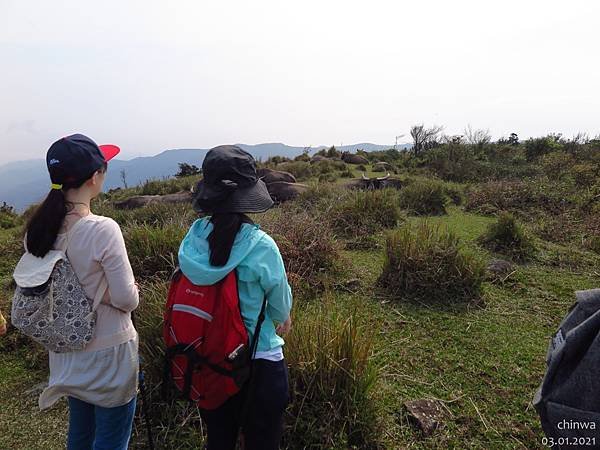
{"left": 179, "top": 145, "right": 293, "bottom": 450}
{"left": 25, "top": 134, "right": 139, "bottom": 450}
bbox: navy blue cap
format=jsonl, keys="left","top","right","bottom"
{"left": 46, "top": 134, "right": 120, "bottom": 184}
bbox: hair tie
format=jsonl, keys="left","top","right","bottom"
{"left": 51, "top": 183, "right": 63, "bottom": 190}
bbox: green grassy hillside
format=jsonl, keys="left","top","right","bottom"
{"left": 1, "top": 140, "right": 599, "bottom": 449}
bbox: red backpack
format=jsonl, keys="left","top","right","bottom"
{"left": 163, "top": 269, "right": 266, "bottom": 410}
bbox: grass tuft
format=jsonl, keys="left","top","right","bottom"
{"left": 379, "top": 221, "right": 485, "bottom": 303}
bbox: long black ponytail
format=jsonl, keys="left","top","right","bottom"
{"left": 25, "top": 164, "right": 106, "bottom": 258}
{"left": 208, "top": 213, "right": 254, "bottom": 266}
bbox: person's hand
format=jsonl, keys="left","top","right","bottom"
{"left": 276, "top": 316, "right": 292, "bottom": 335}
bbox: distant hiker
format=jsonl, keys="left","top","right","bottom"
{"left": 14, "top": 134, "right": 139, "bottom": 450}
{"left": 0, "top": 309, "right": 6, "bottom": 335}
{"left": 173, "top": 145, "right": 293, "bottom": 450}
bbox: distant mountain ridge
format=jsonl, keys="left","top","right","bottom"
{"left": 0, "top": 142, "right": 406, "bottom": 210}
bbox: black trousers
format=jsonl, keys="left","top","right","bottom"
{"left": 200, "top": 358, "right": 289, "bottom": 450}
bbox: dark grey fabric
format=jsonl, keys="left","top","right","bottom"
{"left": 533, "top": 289, "right": 600, "bottom": 448}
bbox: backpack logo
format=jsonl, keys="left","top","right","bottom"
{"left": 49, "top": 158, "right": 60, "bottom": 165}
{"left": 185, "top": 288, "right": 204, "bottom": 297}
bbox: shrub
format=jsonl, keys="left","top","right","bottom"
{"left": 525, "top": 136, "right": 563, "bottom": 161}
{"left": 398, "top": 179, "right": 448, "bottom": 215}
{"left": 313, "top": 159, "right": 346, "bottom": 174}
{"left": 371, "top": 163, "right": 387, "bottom": 173}
{"left": 284, "top": 301, "right": 379, "bottom": 449}
{"left": 294, "top": 153, "right": 311, "bottom": 162}
{"left": 293, "top": 183, "right": 350, "bottom": 215}
{"left": 441, "top": 181, "right": 465, "bottom": 206}
{"left": 339, "top": 167, "right": 355, "bottom": 178}
{"left": 315, "top": 146, "right": 341, "bottom": 158}
{"left": 424, "top": 144, "right": 492, "bottom": 182}
{"left": 356, "top": 164, "right": 367, "bottom": 172}
{"left": 379, "top": 222, "right": 485, "bottom": 303}
{"left": 318, "top": 172, "right": 338, "bottom": 183}
{"left": 0, "top": 202, "right": 19, "bottom": 229}
{"left": 540, "top": 151, "right": 574, "bottom": 179}
{"left": 138, "top": 176, "right": 197, "bottom": 196}
{"left": 175, "top": 162, "right": 201, "bottom": 178}
{"left": 531, "top": 213, "right": 578, "bottom": 244}
{"left": 280, "top": 161, "right": 313, "bottom": 181}
{"left": 465, "top": 180, "right": 569, "bottom": 216}
{"left": 265, "top": 155, "right": 291, "bottom": 165}
{"left": 588, "top": 235, "right": 600, "bottom": 255}
{"left": 571, "top": 163, "right": 599, "bottom": 187}
{"left": 330, "top": 189, "right": 402, "bottom": 239}
{"left": 95, "top": 202, "right": 198, "bottom": 228}
{"left": 124, "top": 221, "right": 187, "bottom": 278}
{"left": 260, "top": 207, "right": 343, "bottom": 294}
{"left": 477, "top": 212, "right": 536, "bottom": 262}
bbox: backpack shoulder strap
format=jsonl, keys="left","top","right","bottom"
{"left": 91, "top": 278, "right": 109, "bottom": 312}
{"left": 249, "top": 295, "right": 268, "bottom": 359}
{"left": 61, "top": 215, "right": 87, "bottom": 254}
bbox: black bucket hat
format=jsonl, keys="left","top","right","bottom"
{"left": 192, "top": 145, "right": 274, "bottom": 214}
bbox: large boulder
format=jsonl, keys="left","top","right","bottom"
{"left": 257, "top": 168, "right": 297, "bottom": 184}
{"left": 341, "top": 152, "right": 369, "bottom": 165}
{"left": 310, "top": 155, "right": 328, "bottom": 163}
{"left": 266, "top": 181, "right": 309, "bottom": 202}
{"left": 114, "top": 191, "right": 193, "bottom": 210}
{"left": 486, "top": 258, "right": 515, "bottom": 282}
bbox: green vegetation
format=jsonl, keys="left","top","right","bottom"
{"left": 379, "top": 221, "right": 485, "bottom": 304}
{"left": 331, "top": 189, "right": 402, "bottom": 239}
{"left": 125, "top": 221, "right": 188, "bottom": 278}
{"left": 284, "top": 300, "right": 379, "bottom": 449}
{"left": 478, "top": 212, "right": 537, "bottom": 262}
{"left": 0, "top": 202, "right": 20, "bottom": 229}
{"left": 398, "top": 179, "right": 448, "bottom": 216}
{"left": 1, "top": 133, "right": 600, "bottom": 448}
{"left": 260, "top": 206, "right": 344, "bottom": 295}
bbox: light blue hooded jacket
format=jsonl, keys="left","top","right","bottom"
{"left": 178, "top": 217, "right": 293, "bottom": 354}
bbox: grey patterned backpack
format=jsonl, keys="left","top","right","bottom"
{"left": 11, "top": 222, "right": 107, "bottom": 353}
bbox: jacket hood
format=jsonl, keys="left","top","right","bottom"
{"left": 178, "top": 217, "right": 266, "bottom": 285}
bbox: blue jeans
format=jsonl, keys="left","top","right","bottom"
{"left": 67, "top": 396, "right": 136, "bottom": 450}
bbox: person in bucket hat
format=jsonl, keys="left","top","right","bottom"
{"left": 22, "top": 134, "right": 140, "bottom": 450}
{"left": 180, "top": 145, "right": 293, "bottom": 450}
{"left": 192, "top": 144, "right": 274, "bottom": 214}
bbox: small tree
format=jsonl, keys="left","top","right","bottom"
{"left": 175, "top": 162, "right": 201, "bottom": 178}
{"left": 508, "top": 132, "right": 519, "bottom": 146}
{"left": 464, "top": 125, "right": 491, "bottom": 146}
{"left": 410, "top": 124, "right": 443, "bottom": 156}
{"left": 120, "top": 169, "right": 128, "bottom": 189}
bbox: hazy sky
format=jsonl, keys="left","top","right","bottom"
{"left": 1, "top": 0, "right": 598, "bottom": 164}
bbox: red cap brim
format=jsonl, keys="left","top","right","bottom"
{"left": 99, "top": 144, "right": 120, "bottom": 162}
